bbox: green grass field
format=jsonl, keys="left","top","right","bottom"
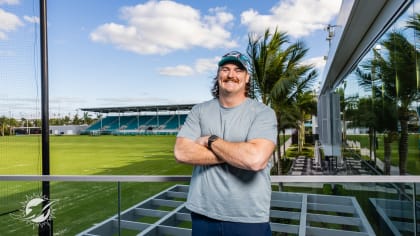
{"left": 0, "top": 135, "right": 192, "bottom": 235}
{"left": 1, "top": 134, "right": 419, "bottom": 235}
{"left": 346, "top": 134, "right": 420, "bottom": 174}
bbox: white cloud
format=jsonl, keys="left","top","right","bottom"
{"left": 159, "top": 65, "right": 195, "bottom": 77}
{"left": 159, "top": 56, "right": 220, "bottom": 77}
{"left": 302, "top": 56, "right": 326, "bottom": 85}
{"left": 0, "top": 0, "right": 19, "bottom": 5}
{"left": 302, "top": 56, "right": 326, "bottom": 70}
{"left": 195, "top": 57, "right": 219, "bottom": 73}
{"left": 90, "top": 1, "right": 238, "bottom": 55}
{"left": 241, "top": 0, "right": 341, "bottom": 38}
{"left": 0, "top": 8, "right": 23, "bottom": 39}
{"left": 23, "top": 15, "right": 39, "bottom": 24}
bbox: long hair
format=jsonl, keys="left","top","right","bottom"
{"left": 211, "top": 70, "right": 251, "bottom": 98}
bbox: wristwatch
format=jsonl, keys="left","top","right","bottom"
{"left": 208, "top": 135, "right": 219, "bottom": 150}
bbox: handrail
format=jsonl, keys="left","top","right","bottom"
{"left": 1, "top": 175, "right": 420, "bottom": 183}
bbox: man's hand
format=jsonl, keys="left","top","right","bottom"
{"left": 208, "top": 138, "right": 275, "bottom": 171}
{"left": 174, "top": 137, "right": 223, "bottom": 165}
{"left": 175, "top": 136, "right": 275, "bottom": 172}
{"left": 195, "top": 136, "right": 210, "bottom": 148}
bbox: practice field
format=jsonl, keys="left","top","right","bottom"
{"left": 1, "top": 134, "right": 418, "bottom": 235}
{"left": 0, "top": 135, "right": 192, "bottom": 235}
{"left": 347, "top": 134, "right": 420, "bottom": 174}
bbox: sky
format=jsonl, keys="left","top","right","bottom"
{"left": 0, "top": 0, "right": 342, "bottom": 118}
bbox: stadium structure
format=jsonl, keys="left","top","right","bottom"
{"left": 80, "top": 104, "right": 195, "bottom": 136}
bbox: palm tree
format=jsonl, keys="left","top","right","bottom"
{"left": 345, "top": 89, "right": 398, "bottom": 174}
{"left": 295, "top": 91, "right": 317, "bottom": 153}
{"left": 406, "top": 13, "right": 420, "bottom": 39}
{"left": 83, "top": 112, "right": 92, "bottom": 125}
{"left": 382, "top": 32, "right": 418, "bottom": 175}
{"left": 355, "top": 30, "right": 419, "bottom": 175}
{"left": 275, "top": 101, "right": 299, "bottom": 155}
{"left": 354, "top": 65, "right": 382, "bottom": 163}
{"left": 0, "top": 116, "right": 6, "bottom": 136}
{"left": 337, "top": 86, "right": 359, "bottom": 144}
{"left": 271, "top": 98, "right": 299, "bottom": 174}
{"left": 0, "top": 116, "right": 19, "bottom": 136}
{"left": 247, "top": 28, "right": 289, "bottom": 174}
{"left": 270, "top": 68, "right": 317, "bottom": 162}
{"left": 247, "top": 28, "right": 289, "bottom": 104}
{"left": 73, "top": 113, "right": 81, "bottom": 125}
{"left": 247, "top": 28, "right": 318, "bottom": 174}
{"left": 379, "top": 100, "right": 399, "bottom": 175}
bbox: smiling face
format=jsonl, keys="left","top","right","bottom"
{"left": 217, "top": 63, "right": 250, "bottom": 98}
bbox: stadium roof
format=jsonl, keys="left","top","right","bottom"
{"left": 80, "top": 104, "right": 196, "bottom": 114}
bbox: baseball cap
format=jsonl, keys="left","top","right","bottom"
{"left": 218, "top": 51, "right": 250, "bottom": 72}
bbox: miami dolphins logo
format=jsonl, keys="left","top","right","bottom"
{"left": 13, "top": 194, "right": 57, "bottom": 228}
{"left": 23, "top": 197, "right": 55, "bottom": 224}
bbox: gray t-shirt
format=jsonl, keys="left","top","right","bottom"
{"left": 177, "top": 98, "right": 277, "bottom": 223}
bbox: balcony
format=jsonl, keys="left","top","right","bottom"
{"left": 1, "top": 175, "right": 419, "bottom": 235}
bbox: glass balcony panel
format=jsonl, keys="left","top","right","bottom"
{"left": 1, "top": 179, "right": 418, "bottom": 235}
{"left": 341, "top": 0, "right": 420, "bottom": 176}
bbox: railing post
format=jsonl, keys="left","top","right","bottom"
{"left": 118, "top": 181, "right": 121, "bottom": 236}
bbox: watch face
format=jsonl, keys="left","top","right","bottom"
{"left": 208, "top": 135, "right": 218, "bottom": 149}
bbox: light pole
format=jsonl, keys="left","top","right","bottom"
{"left": 325, "top": 24, "right": 337, "bottom": 50}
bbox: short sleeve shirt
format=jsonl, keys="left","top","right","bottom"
{"left": 177, "top": 98, "right": 277, "bottom": 223}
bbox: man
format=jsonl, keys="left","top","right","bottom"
{"left": 174, "top": 51, "right": 277, "bottom": 236}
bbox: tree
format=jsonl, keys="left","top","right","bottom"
{"left": 33, "top": 119, "right": 41, "bottom": 127}
{"left": 355, "top": 29, "right": 419, "bottom": 175}
{"left": 354, "top": 65, "right": 382, "bottom": 163}
{"left": 63, "top": 115, "right": 71, "bottom": 125}
{"left": 0, "top": 116, "right": 7, "bottom": 136}
{"left": 0, "top": 116, "right": 19, "bottom": 136}
{"left": 83, "top": 112, "right": 93, "bottom": 125}
{"left": 73, "top": 113, "right": 81, "bottom": 125}
{"left": 247, "top": 28, "right": 318, "bottom": 175}
{"left": 269, "top": 62, "right": 317, "bottom": 169}
{"left": 381, "top": 32, "right": 418, "bottom": 175}
{"left": 295, "top": 91, "right": 317, "bottom": 153}
{"left": 337, "top": 86, "right": 359, "bottom": 144}
{"left": 247, "top": 28, "right": 289, "bottom": 104}
{"left": 406, "top": 13, "right": 420, "bottom": 41}
{"left": 247, "top": 28, "right": 288, "bottom": 174}
{"left": 275, "top": 103, "right": 299, "bottom": 156}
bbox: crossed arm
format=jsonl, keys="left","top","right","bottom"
{"left": 174, "top": 136, "right": 275, "bottom": 171}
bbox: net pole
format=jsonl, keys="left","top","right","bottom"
{"left": 39, "top": 0, "right": 52, "bottom": 235}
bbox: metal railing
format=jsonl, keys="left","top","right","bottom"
{"left": 1, "top": 174, "right": 419, "bottom": 236}
{"left": 1, "top": 174, "right": 420, "bottom": 183}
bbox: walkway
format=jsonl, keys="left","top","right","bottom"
{"left": 360, "top": 148, "right": 400, "bottom": 175}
